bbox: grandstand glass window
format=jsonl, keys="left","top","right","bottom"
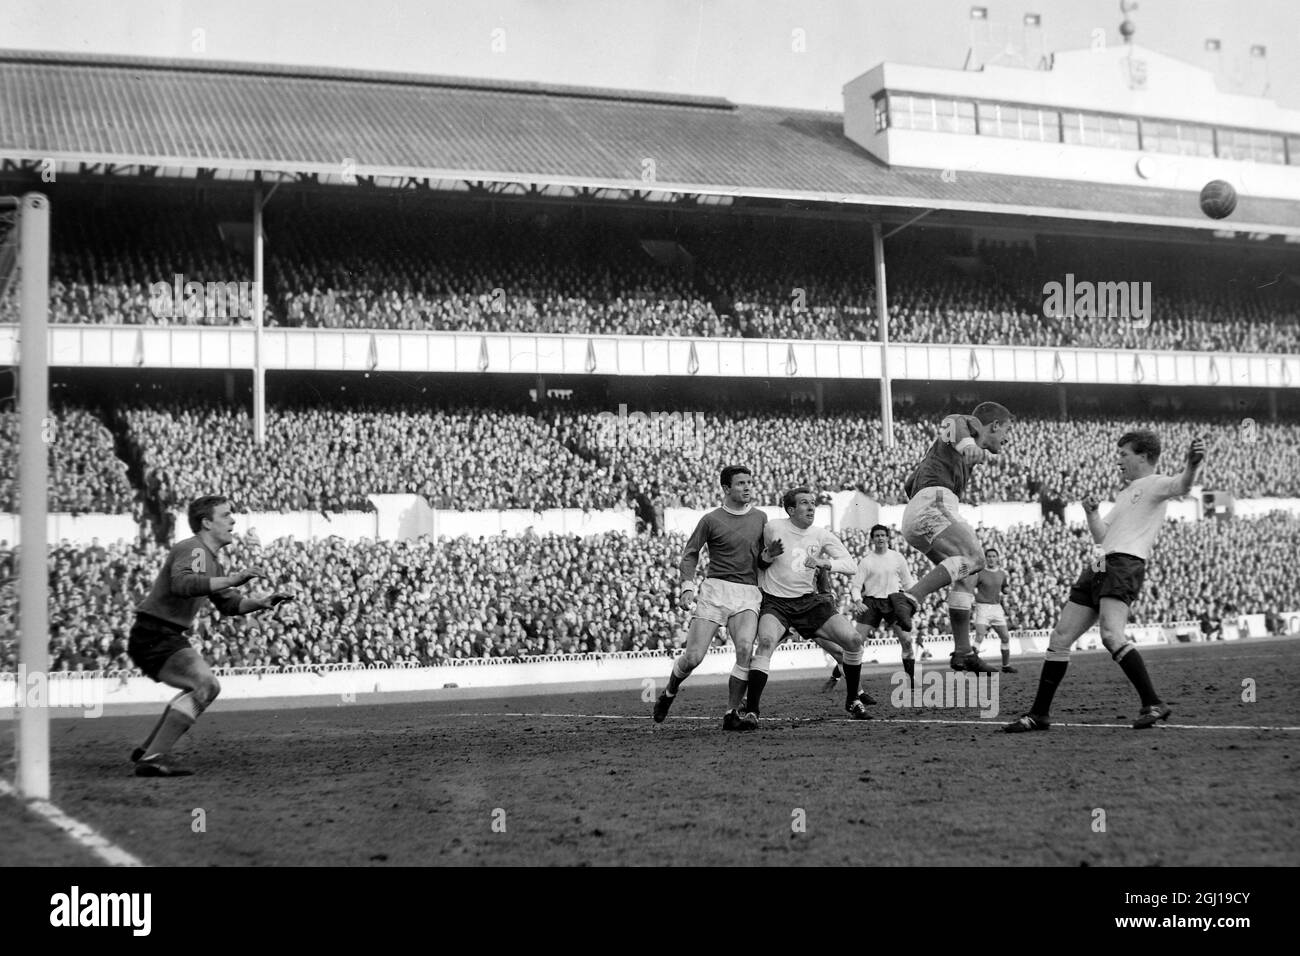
{"left": 1141, "top": 120, "right": 1215, "bottom": 157}
{"left": 887, "top": 94, "right": 935, "bottom": 131}
{"left": 882, "top": 94, "right": 975, "bottom": 133}
{"left": 976, "top": 102, "right": 1005, "bottom": 138}
{"left": 1061, "top": 111, "right": 1139, "bottom": 150}
{"left": 1217, "top": 128, "right": 1286, "bottom": 164}
{"left": 977, "top": 103, "right": 1060, "bottom": 142}
{"left": 1289, "top": 135, "right": 1300, "bottom": 165}
{"left": 934, "top": 98, "right": 977, "bottom": 134}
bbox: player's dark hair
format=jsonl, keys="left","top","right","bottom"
{"left": 870, "top": 524, "right": 891, "bottom": 537}
{"left": 985, "top": 547, "right": 999, "bottom": 557}
{"left": 188, "top": 495, "right": 229, "bottom": 533}
{"left": 781, "top": 487, "right": 814, "bottom": 512}
{"left": 972, "top": 401, "right": 1012, "bottom": 425}
{"left": 1118, "top": 429, "right": 1161, "bottom": 464}
{"left": 720, "top": 465, "right": 751, "bottom": 488}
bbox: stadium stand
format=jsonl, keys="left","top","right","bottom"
{"left": 110, "top": 400, "right": 1300, "bottom": 512}
{"left": 21, "top": 200, "right": 1300, "bottom": 352}
{"left": 3, "top": 514, "right": 1296, "bottom": 674}
{"left": 0, "top": 409, "right": 138, "bottom": 514}
{"left": 3, "top": 400, "right": 1298, "bottom": 521}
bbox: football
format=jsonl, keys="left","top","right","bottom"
{"left": 1199, "top": 179, "right": 1237, "bottom": 219}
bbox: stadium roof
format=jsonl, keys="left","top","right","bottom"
{"left": 3, "top": 50, "right": 1299, "bottom": 235}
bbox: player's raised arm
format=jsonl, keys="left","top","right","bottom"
{"left": 1169, "top": 437, "right": 1207, "bottom": 498}
{"left": 939, "top": 414, "right": 986, "bottom": 464}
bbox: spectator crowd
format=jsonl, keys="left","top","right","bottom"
{"left": 9, "top": 201, "right": 1300, "bottom": 353}
{"left": 0, "top": 409, "right": 138, "bottom": 514}
{"left": 117, "top": 400, "right": 1300, "bottom": 514}
{"left": 2, "top": 513, "right": 1296, "bottom": 675}
{"left": 4, "top": 400, "right": 1300, "bottom": 515}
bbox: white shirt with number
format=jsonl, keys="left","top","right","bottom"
{"left": 760, "top": 518, "right": 857, "bottom": 598}
{"left": 1099, "top": 474, "right": 1185, "bottom": 561}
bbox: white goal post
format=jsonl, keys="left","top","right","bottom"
{"left": 3, "top": 193, "right": 51, "bottom": 800}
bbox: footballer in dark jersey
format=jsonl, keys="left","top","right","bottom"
{"left": 899, "top": 403, "right": 1012, "bottom": 674}
{"left": 127, "top": 495, "right": 292, "bottom": 776}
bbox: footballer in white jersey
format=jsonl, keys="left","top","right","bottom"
{"left": 1005, "top": 431, "right": 1206, "bottom": 733}
{"left": 838, "top": 524, "right": 920, "bottom": 691}
{"left": 744, "top": 488, "right": 872, "bottom": 722}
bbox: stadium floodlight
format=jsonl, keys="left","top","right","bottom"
{"left": 1250, "top": 45, "right": 1266, "bottom": 58}
{"left": 970, "top": 6, "right": 987, "bottom": 19}
{"left": 1204, "top": 38, "right": 1221, "bottom": 52}
{"left": 1024, "top": 13, "right": 1041, "bottom": 26}
{"left": 6, "top": 194, "right": 51, "bottom": 800}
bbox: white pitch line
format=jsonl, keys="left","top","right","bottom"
{"left": 434, "top": 712, "right": 1300, "bottom": 731}
{"left": 0, "top": 779, "right": 146, "bottom": 867}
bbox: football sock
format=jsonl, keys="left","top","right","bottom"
{"left": 950, "top": 608, "right": 973, "bottom": 656}
{"left": 665, "top": 658, "right": 690, "bottom": 696}
{"left": 746, "top": 666, "right": 770, "bottom": 714}
{"left": 843, "top": 664, "right": 862, "bottom": 708}
{"left": 144, "top": 691, "right": 203, "bottom": 757}
{"left": 728, "top": 675, "right": 748, "bottom": 710}
{"left": 1116, "top": 648, "right": 1160, "bottom": 707}
{"left": 1001, "top": 645, "right": 1011, "bottom": 667}
{"left": 138, "top": 709, "right": 170, "bottom": 753}
{"left": 903, "top": 658, "right": 915, "bottom": 683}
{"left": 1031, "top": 660, "right": 1069, "bottom": 716}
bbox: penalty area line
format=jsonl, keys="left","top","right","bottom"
{"left": 0, "top": 778, "right": 146, "bottom": 867}
{"left": 433, "top": 713, "right": 1300, "bottom": 731}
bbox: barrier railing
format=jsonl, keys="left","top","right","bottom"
{"left": 0, "top": 619, "right": 1251, "bottom": 685}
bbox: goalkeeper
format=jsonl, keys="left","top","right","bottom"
{"left": 127, "top": 495, "right": 293, "bottom": 777}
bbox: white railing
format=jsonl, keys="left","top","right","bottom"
{"left": 1, "top": 324, "right": 1296, "bottom": 387}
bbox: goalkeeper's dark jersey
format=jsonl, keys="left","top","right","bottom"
{"left": 135, "top": 535, "right": 244, "bottom": 630}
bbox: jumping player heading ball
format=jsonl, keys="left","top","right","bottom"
{"left": 899, "top": 402, "right": 1014, "bottom": 674}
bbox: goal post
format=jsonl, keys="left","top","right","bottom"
{"left": 4, "top": 193, "right": 51, "bottom": 800}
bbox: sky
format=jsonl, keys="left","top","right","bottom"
{"left": 3, "top": 0, "right": 1298, "bottom": 112}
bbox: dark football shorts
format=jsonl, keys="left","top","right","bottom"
{"left": 1068, "top": 553, "right": 1147, "bottom": 610}
{"left": 760, "top": 591, "right": 838, "bottom": 639}
{"left": 855, "top": 594, "right": 915, "bottom": 631}
{"left": 128, "top": 613, "right": 193, "bottom": 681}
